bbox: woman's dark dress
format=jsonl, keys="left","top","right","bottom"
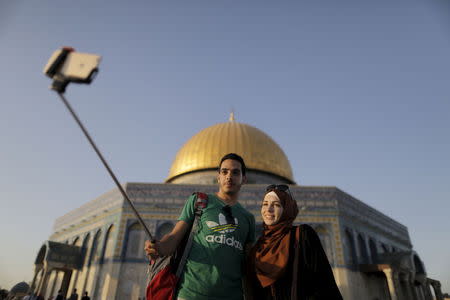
{"left": 248, "top": 224, "right": 343, "bottom": 300}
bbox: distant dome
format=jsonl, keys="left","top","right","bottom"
{"left": 167, "top": 115, "right": 294, "bottom": 183}
{"left": 10, "top": 281, "right": 29, "bottom": 294}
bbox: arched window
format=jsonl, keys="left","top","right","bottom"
{"left": 101, "top": 225, "right": 115, "bottom": 262}
{"left": 68, "top": 236, "right": 83, "bottom": 293}
{"left": 125, "top": 223, "right": 146, "bottom": 259}
{"left": 93, "top": 226, "right": 115, "bottom": 300}
{"left": 368, "top": 238, "right": 378, "bottom": 263}
{"left": 344, "top": 229, "right": 357, "bottom": 266}
{"left": 83, "top": 230, "right": 101, "bottom": 295}
{"left": 381, "top": 243, "right": 389, "bottom": 253}
{"left": 357, "top": 234, "right": 369, "bottom": 264}
{"left": 74, "top": 234, "right": 91, "bottom": 292}
{"left": 156, "top": 222, "right": 174, "bottom": 240}
{"left": 81, "top": 233, "right": 91, "bottom": 267}
{"left": 88, "top": 230, "right": 101, "bottom": 266}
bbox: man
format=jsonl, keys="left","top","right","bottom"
{"left": 55, "top": 290, "right": 64, "bottom": 300}
{"left": 81, "top": 291, "right": 90, "bottom": 300}
{"left": 145, "top": 153, "right": 255, "bottom": 300}
{"left": 68, "top": 288, "right": 78, "bottom": 300}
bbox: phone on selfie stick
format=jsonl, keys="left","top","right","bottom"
{"left": 43, "top": 47, "right": 154, "bottom": 241}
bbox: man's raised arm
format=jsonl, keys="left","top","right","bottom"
{"left": 144, "top": 220, "right": 190, "bottom": 258}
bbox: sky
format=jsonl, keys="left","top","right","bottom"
{"left": 0, "top": 0, "right": 449, "bottom": 293}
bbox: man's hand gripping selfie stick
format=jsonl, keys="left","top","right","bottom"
{"left": 43, "top": 47, "right": 154, "bottom": 241}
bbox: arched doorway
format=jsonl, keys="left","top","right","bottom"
{"left": 31, "top": 241, "right": 83, "bottom": 298}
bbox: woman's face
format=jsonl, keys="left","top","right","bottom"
{"left": 261, "top": 191, "right": 284, "bottom": 226}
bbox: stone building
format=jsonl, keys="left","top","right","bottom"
{"left": 31, "top": 115, "right": 444, "bottom": 299}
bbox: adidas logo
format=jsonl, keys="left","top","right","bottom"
{"left": 205, "top": 213, "right": 238, "bottom": 233}
{"left": 205, "top": 234, "right": 243, "bottom": 251}
{"left": 204, "top": 212, "right": 242, "bottom": 250}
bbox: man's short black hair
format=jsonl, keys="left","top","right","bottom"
{"left": 218, "top": 153, "right": 246, "bottom": 176}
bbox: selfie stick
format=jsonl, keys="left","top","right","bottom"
{"left": 45, "top": 47, "right": 154, "bottom": 241}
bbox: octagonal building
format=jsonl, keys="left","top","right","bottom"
{"left": 30, "top": 114, "right": 443, "bottom": 300}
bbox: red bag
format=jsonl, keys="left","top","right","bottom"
{"left": 146, "top": 192, "right": 208, "bottom": 300}
{"left": 146, "top": 264, "right": 178, "bottom": 300}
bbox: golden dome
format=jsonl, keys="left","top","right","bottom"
{"left": 167, "top": 116, "right": 294, "bottom": 183}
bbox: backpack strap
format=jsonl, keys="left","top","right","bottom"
{"left": 175, "top": 192, "right": 208, "bottom": 278}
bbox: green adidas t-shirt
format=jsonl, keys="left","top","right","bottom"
{"left": 177, "top": 193, "right": 255, "bottom": 300}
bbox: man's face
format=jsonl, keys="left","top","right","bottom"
{"left": 217, "top": 159, "right": 246, "bottom": 195}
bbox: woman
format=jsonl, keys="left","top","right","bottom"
{"left": 247, "top": 184, "right": 343, "bottom": 300}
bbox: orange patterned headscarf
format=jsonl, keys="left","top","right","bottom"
{"left": 254, "top": 188, "right": 299, "bottom": 287}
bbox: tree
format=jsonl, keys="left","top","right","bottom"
{"left": 0, "top": 288, "right": 9, "bottom": 300}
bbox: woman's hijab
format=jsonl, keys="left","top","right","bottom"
{"left": 254, "top": 188, "right": 299, "bottom": 287}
